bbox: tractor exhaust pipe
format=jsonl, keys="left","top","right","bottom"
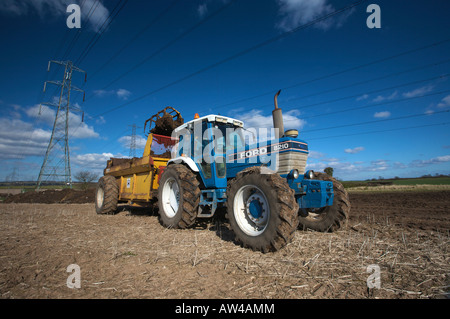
{"left": 272, "top": 90, "right": 284, "bottom": 138}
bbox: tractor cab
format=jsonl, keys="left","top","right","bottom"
{"left": 171, "top": 114, "right": 244, "bottom": 186}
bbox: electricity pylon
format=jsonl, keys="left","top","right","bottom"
{"left": 36, "top": 60, "right": 86, "bottom": 189}
{"left": 128, "top": 124, "right": 140, "bottom": 158}
{"left": 6, "top": 167, "right": 18, "bottom": 182}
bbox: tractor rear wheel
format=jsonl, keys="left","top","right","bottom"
{"left": 226, "top": 167, "right": 299, "bottom": 253}
{"left": 298, "top": 172, "right": 350, "bottom": 232}
{"left": 95, "top": 175, "right": 119, "bottom": 214}
{"left": 158, "top": 164, "right": 201, "bottom": 229}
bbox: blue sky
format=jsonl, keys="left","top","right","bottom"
{"left": 0, "top": 0, "right": 450, "bottom": 181}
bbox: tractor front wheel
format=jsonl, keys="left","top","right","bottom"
{"left": 298, "top": 172, "right": 350, "bottom": 232}
{"left": 227, "top": 167, "right": 299, "bottom": 253}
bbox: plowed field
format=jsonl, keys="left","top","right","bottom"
{"left": 0, "top": 190, "right": 449, "bottom": 299}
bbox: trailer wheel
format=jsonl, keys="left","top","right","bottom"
{"left": 158, "top": 164, "right": 200, "bottom": 229}
{"left": 298, "top": 172, "right": 350, "bottom": 232}
{"left": 95, "top": 175, "right": 119, "bottom": 214}
{"left": 226, "top": 167, "right": 299, "bottom": 253}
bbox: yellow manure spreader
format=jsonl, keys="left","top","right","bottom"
{"left": 95, "top": 107, "right": 183, "bottom": 213}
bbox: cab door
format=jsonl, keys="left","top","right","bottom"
{"left": 193, "top": 120, "right": 227, "bottom": 189}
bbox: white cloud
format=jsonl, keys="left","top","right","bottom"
{"left": 94, "top": 88, "right": 132, "bottom": 100}
{"left": 238, "top": 109, "right": 306, "bottom": 130}
{"left": 393, "top": 161, "right": 407, "bottom": 169}
{"left": 96, "top": 116, "right": 106, "bottom": 125}
{"left": 373, "top": 91, "right": 398, "bottom": 102}
{"left": 306, "top": 160, "right": 361, "bottom": 175}
{"left": 93, "top": 89, "right": 112, "bottom": 97}
{"left": 71, "top": 152, "right": 115, "bottom": 169}
{"left": 276, "top": 0, "right": 354, "bottom": 31}
{"left": 306, "top": 158, "right": 390, "bottom": 180}
{"left": 197, "top": 3, "right": 208, "bottom": 18}
{"left": 308, "top": 150, "right": 325, "bottom": 159}
{"left": 235, "top": 109, "right": 306, "bottom": 142}
{"left": 373, "top": 111, "right": 391, "bottom": 118}
{"left": 83, "top": 0, "right": 110, "bottom": 33}
{"left": 26, "top": 104, "right": 99, "bottom": 139}
{"left": 410, "top": 155, "right": 450, "bottom": 167}
{"left": 116, "top": 89, "right": 131, "bottom": 100}
{"left": 402, "top": 85, "right": 434, "bottom": 98}
{"left": 0, "top": 102, "right": 101, "bottom": 161}
{"left": 344, "top": 146, "right": 364, "bottom": 154}
{"left": 0, "top": 0, "right": 109, "bottom": 33}
{"left": 356, "top": 94, "right": 369, "bottom": 101}
{"left": 437, "top": 95, "right": 450, "bottom": 108}
{"left": 11, "top": 104, "right": 21, "bottom": 111}
{"left": 118, "top": 135, "right": 147, "bottom": 150}
{"left": 0, "top": 118, "right": 50, "bottom": 159}
{"left": 369, "top": 159, "right": 389, "bottom": 171}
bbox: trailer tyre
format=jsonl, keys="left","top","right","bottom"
{"left": 158, "top": 164, "right": 200, "bottom": 229}
{"left": 95, "top": 175, "right": 119, "bottom": 215}
{"left": 227, "top": 167, "right": 299, "bottom": 253}
{"left": 298, "top": 172, "right": 350, "bottom": 232}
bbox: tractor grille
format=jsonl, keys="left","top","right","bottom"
{"left": 276, "top": 151, "right": 308, "bottom": 175}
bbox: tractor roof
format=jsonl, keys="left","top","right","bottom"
{"left": 173, "top": 115, "right": 244, "bottom": 133}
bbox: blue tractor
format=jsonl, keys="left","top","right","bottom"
{"left": 157, "top": 91, "right": 350, "bottom": 252}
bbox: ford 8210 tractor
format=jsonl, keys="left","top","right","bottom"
{"left": 158, "top": 90, "right": 350, "bottom": 252}
{"left": 95, "top": 92, "right": 350, "bottom": 252}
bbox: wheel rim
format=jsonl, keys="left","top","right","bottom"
{"left": 161, "top": 177, "right": 180, "bottom": 218}
{"left": 233, "top": 185, "right": 269, "bottom": 236}
{"left": 96, "top": 187, "right": 104, "bottom": 208}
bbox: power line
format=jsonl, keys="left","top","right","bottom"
{"left": 88, "top": 0, "right": 237, "bottom": 99}
{"left": 88, "top": 0, "right": 181, "bottom": 80}
{"left": 301, "top": 109, "right": 449, "bottom": 133}
{"left": 75, "top": 0, "right": 130, "bottom": 66}
{"left": 52, "top": 0, "right": 89, "bottom": 60}
{"left": 92, "top": 0, "right": 367, "bottom": 118}
{"left": 265, "top": 65, "right": 450, "bottom": 111}
{"left": 45, "top": 0, "right": 101, "bottom": 102}
{"left": 306, "top": 122, "right": 450, "bottom": 141}
{"left": 191, "top": 37, "right": 450, "bottom": 116}
{"left": 184, "top": 63, "right": 450, "bottom": 121}
{"left": 281, "top": 72, "right": 450, "bottom": 113}
{"left": 61, "top": 0, "right": 101, "bottom": 61}
{"left": 59, "top": 0, "right": 130, "bottom": 140}
{"left": 294, "top": 89, "right": 450, "bottom": 121}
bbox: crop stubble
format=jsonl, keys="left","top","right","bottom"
{"left": 0, "top": 191, "right": 448, "bottom": 299}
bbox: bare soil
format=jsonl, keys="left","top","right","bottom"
{"left": 0, "top": 191, "right": 449, "bottom": 299}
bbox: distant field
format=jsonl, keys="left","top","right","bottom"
{"left": 0, "top": 183, "right": 96, "bottom": 191}
{"left": 342, "top": 177, "right": 450, "bottom": 189}
{"left": 388, "top": 177, "right": 450, "bottom": 185}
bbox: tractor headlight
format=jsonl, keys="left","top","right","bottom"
{"left": 304, "top": 170, "right": 314, "bottom": 179}
{"left": 289, "top": 169, "right": 299, "bottom": 179}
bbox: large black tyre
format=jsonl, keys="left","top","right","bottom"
{"left": 226, "top": 167, "right": 299, "bottom": 253}
{"left": 298, "top": 172, "right": 350, "bottom": 232}
{"left": 95, "top": 175, "right": 119, "bottom": 215}
{"left": 157, "top": 164, "right": 201, "bottom": 229}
